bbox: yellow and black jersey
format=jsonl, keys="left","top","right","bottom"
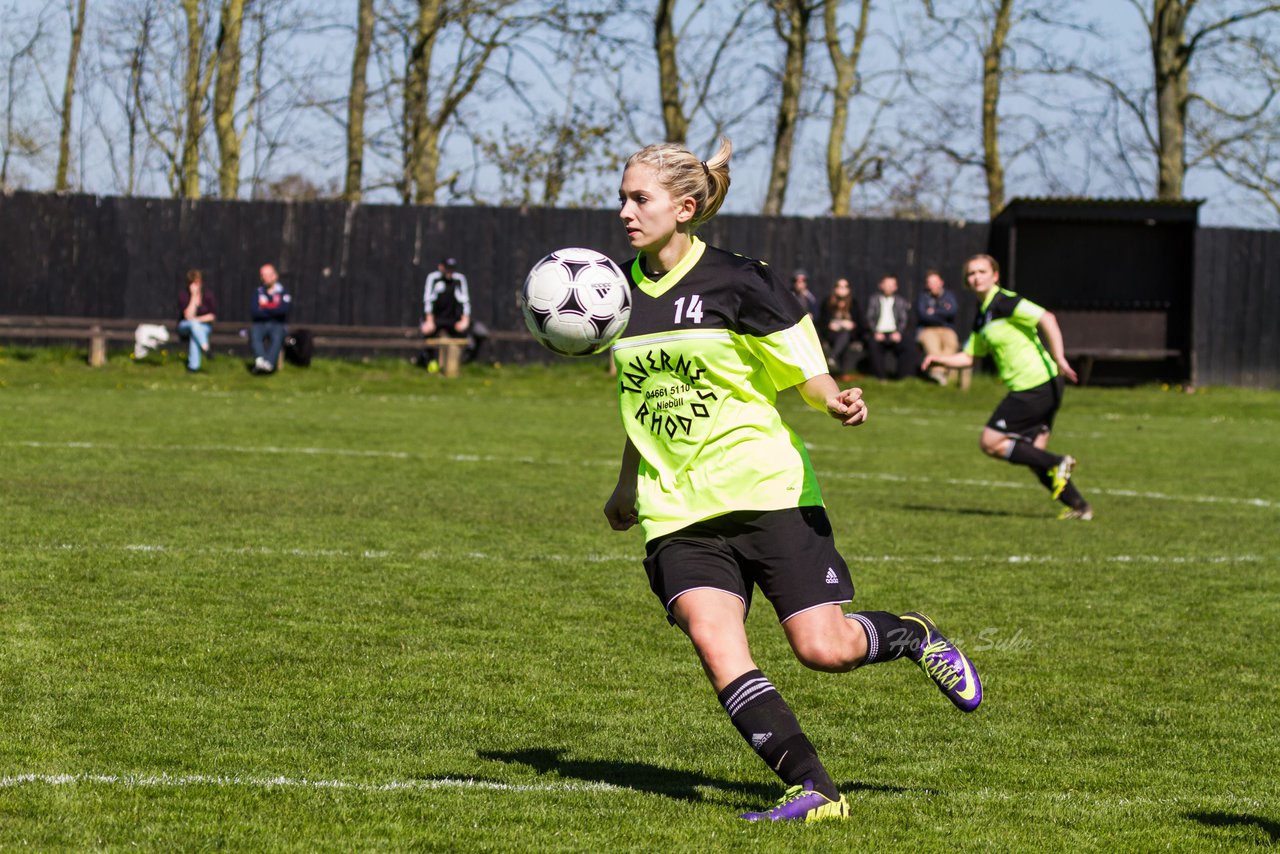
{"left": 611, "top": 238, "right": 830, "bottom": 542}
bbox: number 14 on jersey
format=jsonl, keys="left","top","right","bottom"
{"left": 674, "top": 294, "right": 704, "bottom": 324}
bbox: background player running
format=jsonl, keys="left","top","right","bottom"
{"left": 922, "top": 254, "right": 1093, "bottom": 520}
{"left": 604, "top": 138, "right": 983, "bottom": 823}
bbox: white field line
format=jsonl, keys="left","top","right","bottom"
{"left": 820, "top": 469, "right": 1278, "bottom": 509}
{"left": 0, "top": 772, "right": 1270, "bottom": 812}
{"left": 0, "top": 772, "right": 617, "bottom": 794}
{"left": 5, "top": 440, "right": 1276, "bottom": 509}
{"left": 26, "top": 542, "right": 1271, "bottom": 566}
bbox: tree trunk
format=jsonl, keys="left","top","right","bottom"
{"left": 213, "top": 0, "right": 246, "bottom": 198}
{"left": 180, "top": 0, "right": 206, "bottom": 199}
{"left": 981, "top": 0, "right": 1013, "bottom": 219}
{"left": 404, "top": 0, "right": 444, "bottom": 204}
{"left": 763, "top": 0, "right": 811, "bottom": 216}
{"left": 824, "top": 0, "right": 870, "bottom": 217}
{"left": 654, "top": 0, "right": 687, "bottom": 144}
{"left": 55, "top": 0, "right": 87, "bottom": 191}
{"left": 1151, "top": 0, "right": 1190, "bottom": 199}
{"left": 345, "top": 0, "right": 376, "bottom": 201}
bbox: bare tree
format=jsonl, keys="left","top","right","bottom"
{"left": 55, "top": 0, "right": 88, "bottom": 191}
{"left": 396, "top": 0, "right": 528, "bottom": 205}
{"left": 645, "top": 0, "right": 763, "bottom": 155}
{"left": 178, "top": 0, "right": 215, "bottom": 197}
{"left": 978, "top": 0, "right": 1013, "bottom": 216}
{"left": 212, "top": 0, "right": 246, "bottom": 197}
{"left": 2, "top": 10, "right": 50, "bottom": 189}
{"left": 904, "top": 0, "right": 1086, "bottom": 219}
{"left": 763, "top": 0, "right": 813, "bottom": 216}
{"left": 344, "top": 0, "right": 375, "bottom": 201}
{"left": 1137, "top": 0, "right": 1280, "bottom": 200}
{"left": 654, "top": 0, "right": 687, "bottom": 144}
{"left": 822, "top": 0, "right": 878, "bottom": 216}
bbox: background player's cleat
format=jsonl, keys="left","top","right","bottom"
{"left": 1059, "top": 504, "right": 1094, "bottom": 520}
{"left": 1051, "top": 455, "right": 1076, "bottom": 499}
{"left": 900, "top": 612, "right": 982, "bottom": 712}
{"left": 739, "top": 782, "right": 849, "bottom": 822}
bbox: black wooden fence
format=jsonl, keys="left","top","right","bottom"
{"left": 1193, "top": 227, "right": 1280, "bottom": 389}
{"left": 0, "top": 191, "right": 1275, "bottom": 387}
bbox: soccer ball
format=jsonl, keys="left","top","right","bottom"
{"left": 521, "top": 248, "right": 631, "bottom": 357}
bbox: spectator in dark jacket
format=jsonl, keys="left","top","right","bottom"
{"left": 865, "top": 274, "right": 913, "bottom": 380}
{"left": 916, "top": 269, "right": 960, "bottom": 385}
{"left": 251, "top": 263, "right": 291, "bottom": 374}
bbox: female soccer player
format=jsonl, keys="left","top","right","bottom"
{"left": 603, "top": 139, "right": 982, "bottom": 823}
{"left": 922, "top": 254, "right": 1093, "bottom": 520}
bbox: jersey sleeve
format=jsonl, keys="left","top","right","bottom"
{"left": 734, "top": 261, "right": 827, "bottom": 387}
{"left": 735, "top": 260, "right": 806, "bottom": 336}
{"left": 963, "top": 333, "right": 989, "bottom": 357}
{"left": 1010, "top": 296, "right": 1045, "bottom": 328}
{"left": 743, "top": 314, "right": 828, "bottom": 389}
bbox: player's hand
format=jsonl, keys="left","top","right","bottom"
{"left": 456, "top": 317, "right": 471, "bottom": 333}
{"left": 420, "top": 319, "right": 436, "bottom": 336}
{"left": 921, "top": 355, "right": 935, "bottom": 371}
{"left": 827, "top": 386, "right": 868, "bottom": 427}
{"left": 1058, "top": 357, "right": 1079, "bottom": 384}
{"left": 604, "top": 485, "right": 639, "bottom": 531}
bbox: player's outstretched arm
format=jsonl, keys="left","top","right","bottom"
{"left": 921, "top": 351, "right": 973, "bottom": 372}
{"left": 1036, "top": 311, "right": 1078, "bottom": 383}
{"left": 604, "top": 438, "right": 641, "bottom": 531}
{"left": 797, "top": 374, "right": 868, "bottom": 427}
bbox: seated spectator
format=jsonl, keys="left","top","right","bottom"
{"left": 420, "top": 256, "right": 487, "bottom": 366}
{"left": 251, "top": 263, "right": 291, "bottom": 374}
{"left": 178, "top": 269, "right": 216, "bottom": 373}
{"left": 819, "top": 277, "right": 862, "bottom": 377}
{"left": 916, "top": 269, "right": 961, "bottom": 385}
{"left": 790, "top": 269, "right": 818, "bottom": 319}
{"left": 865, "top": 274, "right": 915, "bottom": 380}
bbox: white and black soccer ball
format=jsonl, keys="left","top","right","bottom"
{"left": 521, "top": 248, "right": 631, "bottom": 357}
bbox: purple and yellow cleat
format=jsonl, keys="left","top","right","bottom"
{"left": 739, "top": 781, "right": 849, "bottom": 822}
{"left": 901, "top": 612, "right": 983, "bottom": 712}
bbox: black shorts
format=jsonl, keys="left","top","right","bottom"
{"left": 642, "top": 507, "right": 855, "bottom": 624}
{"left": 986, "top": 376, "right": 1064, "bottom": 441}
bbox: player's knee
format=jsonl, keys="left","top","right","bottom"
{"left": 979, "top": 436, "right": 1005, "bottom": 457}
{"left": 791, "top": 634, "right": 861, "bottom": 673}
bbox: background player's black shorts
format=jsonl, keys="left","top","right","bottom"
{"left": 642, "top": 506, "right": 855, "bottom": 624}
{"left": 986, "top": 376, "right": 1065, "bottom": 441}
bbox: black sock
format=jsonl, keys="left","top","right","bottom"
{"left": 717, "top": 670, "right": 838, "bottom": 799}
{"left": 1035, "top": 470, "right": 1088, "bottom": 509}
{"left": 846, "top": 611, "right": 925, "bottom": 664}
{"left": 1058, "top": 481, "right": 1087, "bottom": 509}
{"left": 1007, "top": 440, "right": 1062, "bottom": 472}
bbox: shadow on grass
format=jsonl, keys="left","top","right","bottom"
{"left": 897, "top": 503, "right": 1040, "bottom": 519}
{"left": 479, "top": 747, "right": 912, "bottom": 804}
{"left": 1185, "top": 811, "right": 1280, "bottom": 844}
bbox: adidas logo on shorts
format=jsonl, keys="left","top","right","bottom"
{"left": 751, "top": 732, "right": 773, "bottom": 749}
{"left": 825, "top": 567, "right": 839, "bottom": 585}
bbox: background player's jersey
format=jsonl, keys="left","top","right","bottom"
{"left": 963, "top": 287, "right": 1057, "bottom": 391}
{"left": 611, "top": 238, "right": 829, "bottom": 542}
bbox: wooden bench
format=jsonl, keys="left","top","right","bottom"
{"left": 1054, "top": 309, "right": 1182, "bottom": 386}
{"left": 0, "top": 315, "right": 535, "bottom": 378}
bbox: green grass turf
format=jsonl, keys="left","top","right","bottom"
{"left": 1, "top": 346, "right": 1277, "bottom": 851}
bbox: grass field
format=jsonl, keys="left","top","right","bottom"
{"left": 1, "top": 347, "right": 1277, "bottom": 851}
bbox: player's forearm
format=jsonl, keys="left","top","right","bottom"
{"left": 929, "top": 351, "right": 973, "bottom": 368}
{"left": 616, "top": 438, "right": 641, "bottom": 486}
{"left": 797, "top": 373, "right": 841, "bottom": 413}
{"left": 1038, "top": 312, "right": 1067, "bottom": 364}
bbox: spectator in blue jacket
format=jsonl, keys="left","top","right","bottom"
{"left": 251, "top": 263, "right": 291, "bottom": 374}
{"left": 916, "top": 269, "right": 960, "bottom": 385}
